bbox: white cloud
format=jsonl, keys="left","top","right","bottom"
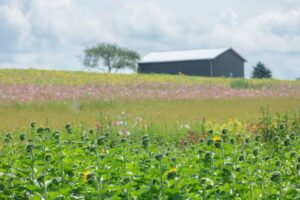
{"left": 0, "top": 2, "right": 33, "bottom": 50}
{"left": 0, "top": 0, "right": 300, "bottom": 79}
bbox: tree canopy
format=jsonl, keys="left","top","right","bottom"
{"left": 251, "top": 62, "right": 272, "bottom": 79}
{"left": 83, "top": 43, "right": 140, "bottom": 73}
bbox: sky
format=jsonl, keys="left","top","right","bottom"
{"left": 0, "top": 0, "right": 300, "bottom": 79}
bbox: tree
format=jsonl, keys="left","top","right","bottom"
{"left": 83, "top": 43, "right": 140, "bottom": 73}
{"left": 251, "top": 62, "right": 272, "bottom": 78}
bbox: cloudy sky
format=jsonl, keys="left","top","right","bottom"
{"left": 0, "top": 0, "right": 299, "bottom": 79}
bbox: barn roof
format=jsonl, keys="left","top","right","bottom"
{"left": 139, "top": 48, "right": 246, "bottom": 64}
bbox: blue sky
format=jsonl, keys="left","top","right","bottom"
{"left": 0, "top": 0, "right": 300, "bottom": 79}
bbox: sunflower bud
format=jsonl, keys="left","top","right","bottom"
{"left": 264, "top": 156, "right": 270, "bottom": 161}
{"left": 253, "top": 149, "right": 259, "bottom": 156}
{"left": 245, "top": 138, "right": 250, "bottom": 144}
{"left": 155, "top": 154, "right": 163, "bottom": 161}
{"left": 222, "top": 129, "right": 228, "bottom": 135}
{"left": 291, "top": 151, "right": 297, "bottom": 158}
{"left": 19, "top": 133, "right": 26, "bottom": 141}
{"left": 44, "top": 127, "right": 51, "bottom": 133}
{"left": 279, "top": 123, "right": 285, "bottom": 130}
{"left": 284, "top": 138, "right": 290, "bottom": 146}
{"left": 97, "top": 136, "right": 106, "bottom": 145}
{"left": 199, "top": 139, "right": 205, "bottom": 144}
{"left": 53, "top": 132, "right": 60, "bottom": 140}
{"left": 142, "top": 138, "right": 150, "bottom": 148}
{"left": 45, "top": 154, "right": 52, "bottom": 162}
{"left": 273, "top": 136, "right": 280, "bottom": 143}
{"left": 31, "top": 122, "right": 36, "bottom": 128}
{"left": 37, "top": 174, "right": 45, "bottom": 183}
{"left": 205, "top": 152, "right": 213, "bottom": 161}
{"left": 121, "top": 138, "right": 127, "bottom": 143}
{"left": 123, "top": 177, "right": 131, "bottom": 184}
{"left": 290, "top": 132, "right": 296, "bottom": 140}
{"left": 6, "top": 133, "right": 12, "bottom": 140}
{"left": 65, "top": 123, "right": 72, "bottom": 134}
{"left": 89, "top": 146, "right": 96, "bottom": 152}
{"left": 239, "top": 154, "right": 245, "bottom": 161}
{"left": 214, "top": 142, "right": 222, "bottom": 148}
{"left": 270, "top": 171, "right": 281, "bottom": 183}
{"left": 198, "top": 149, "right": 204, "bottom": 155}
{"left": 37, "top": 127, "right": 44, "bottom": 134}
{"left": 255, "top": 135, "right": 261, "bottom": 142}
{"left": 26, "top": 144, "right": 34, "bottom": 153}
{"left": 275, "top": 160, "right": 281, "bottom": 166}
{"left": 207, "top": 139, "right": 213, "bottom": 146}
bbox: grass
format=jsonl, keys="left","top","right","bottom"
{"left": 1, "top": 68, "right": 299, "bottom": 88}
{"left": 1, "top": 97, "right": 299, "bottom": 133}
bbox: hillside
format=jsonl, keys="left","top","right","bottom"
{"left": 0, "top": 69, "right": 299, "bottom": 131}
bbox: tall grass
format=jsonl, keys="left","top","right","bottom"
{"left": 0, "top": 69, "right": 299, "bottom": 88}
{"left": 229, "top": 79, "right": 277, "bottom": 89}
{"left": 0, "top": 97, "right": 299, "bottom": 133}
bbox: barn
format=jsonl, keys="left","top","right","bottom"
{"left": 138, "top": 48, "right": 246, "bottom": 77}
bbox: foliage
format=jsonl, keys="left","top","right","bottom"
{"left": 251, "top": 62, "right": 272, "bottom": 79}
{"left": 83, "top": 43, "right": 140, "bottom": 73}
{"left": 0, "top": 112, "right": 300, "bottom": 199}
{"left": 230, "top": 78, "right": 275, "bottom": 89}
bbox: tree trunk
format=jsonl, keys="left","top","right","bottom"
{"left": 107, "top": 60, "right": 112, "bottom": 73}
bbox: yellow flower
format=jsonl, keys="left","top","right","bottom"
{"left": 167, "top": 167, "right": 177, "bottom": 179}
{"left": 83, "top": 171, "right": 90, "bottom": 183}
{"left": 212, "top": 136, "right": 221, "bottom": 142}
{"left": 168, "top": 167, "right": 177, "bottom": 174}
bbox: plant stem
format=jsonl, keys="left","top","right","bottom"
{"left": 159, "top": 160, "right": 164, "bottom": 200}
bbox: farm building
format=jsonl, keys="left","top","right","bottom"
{"left": 138, "top": 48, "right": 246, "bottom": 77}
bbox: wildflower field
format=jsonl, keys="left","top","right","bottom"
{"left": 0, "top": 69, "right": 300, "bottom": 131}
{"left": 0, "top": 69, "right": 300, "bottom": 199}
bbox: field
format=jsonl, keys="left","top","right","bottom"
{"left": 0, "top": 69, "right": 300, "bottom": 199}
{"left": 0, "top": 69, "right": 300, "bottom": 132}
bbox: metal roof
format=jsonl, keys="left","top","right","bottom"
{"left": 139, "top": 48, "right": 246, "bottom": 64}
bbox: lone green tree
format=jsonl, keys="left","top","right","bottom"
{"left": 251, "top": 62, "right": 272, "bottom": 78}
{"left": 83, "top": 43, "right": 140, "bottom": 73}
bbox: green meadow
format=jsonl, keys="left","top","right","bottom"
{"left": 0, "top": 69, "right": 299, "bottom": 132}
{"left": 0, "top": 97, "right": 299, "bottom": 132}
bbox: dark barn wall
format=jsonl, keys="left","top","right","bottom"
{"left": 213, "top": 50, "right": 244, "bottom": 77}
{"left": 138, "top": 60, "right": 211, "bottom": 76}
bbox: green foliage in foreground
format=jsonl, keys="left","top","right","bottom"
{"left": 0, "top": 112, "right": 300, "bottom": 199}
